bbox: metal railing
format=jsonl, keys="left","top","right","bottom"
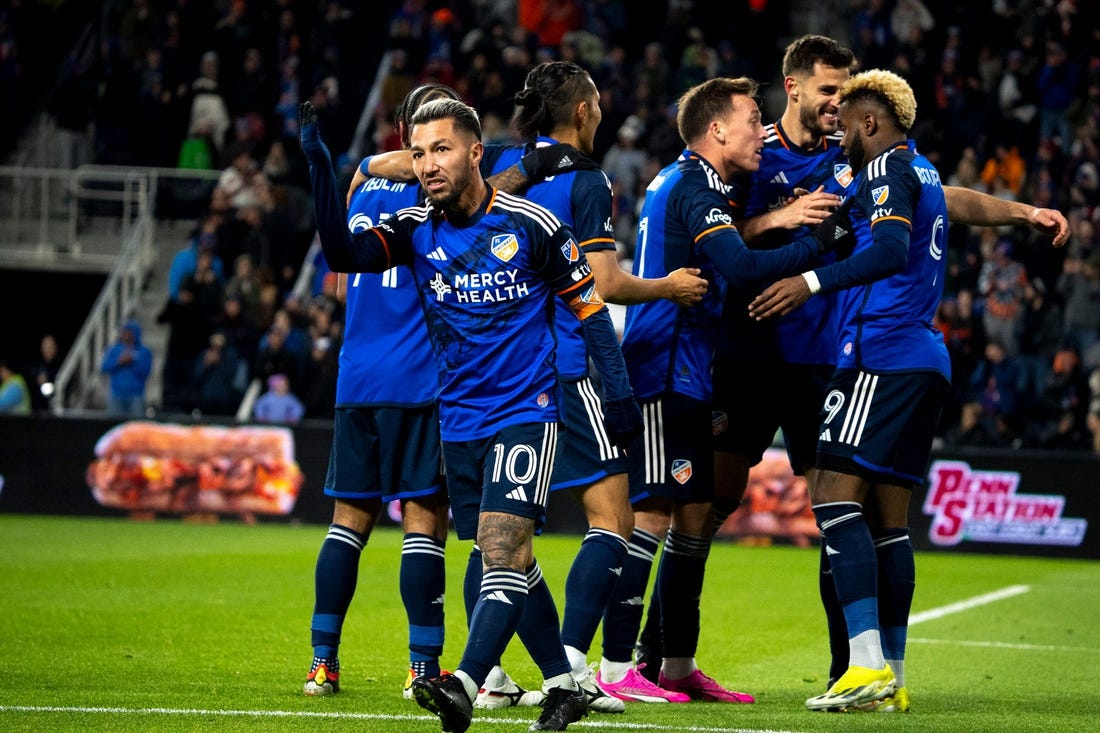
{"left": 0, "top": 164, "right": 223, "bottom": 412}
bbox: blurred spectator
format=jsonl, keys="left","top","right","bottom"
{"left": 252, "top": 321, "right": 304, "bottom": 395}
{"left": 168, "top": 213, "right": 226, "bottom": 302}
{"left": 0, "top": 359, "right": 31, "bottom": 415}
{"left": 1057, "top": 250, "right": 1100, "bottom": 355}
{"left": 215, "top": 140, "right": 266, "bottom": 209}
{"left": 186, "top": 50, "right": 231, "bottom": 158}
{"left": 980, "top": 143, "right": 1027, "bottom": 198}
{"left": 193, "top": 331, "right": 245, "bottom": 417}
{"left": 252, "top": 372, "right": 304, "bottom": 424}
{"left": 1014, "top": 278, "right": 1065, "bottom": 404}
{"left": 1028, "top": 347, "right": 1091, "bottom": 450}
{"left": 964, "top": 338, "right": 1021, "bottom": 446}
{"left": 1037, "top": 41, "right": 1083, "bottom": 153}
{"left": 47, "top": 52, "right": 95, "bottom": 172}
{"left": 301, "top": 336, "right": 338, "bottom": 420}
{"left": 156, "top": 280, "right": 210, "bottom": 414}
{"left": 601, "top": 115, "right": 648, "bottom": 209}
{"left": 28, "top": 334, "right": 61, "bottom": 412}
{"left": 100, "top": 320, "right": 153, "bottom": 416}
{"left": 979, "top": 240, "right": 1029, "bottom": 355}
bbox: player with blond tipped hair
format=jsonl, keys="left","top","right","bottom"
{"left": 749, "top": 68, "right": 953, "bottom": 712}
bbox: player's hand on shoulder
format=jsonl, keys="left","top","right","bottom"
{"left": 520, "top": 143, "right": 600, "bottom": 181}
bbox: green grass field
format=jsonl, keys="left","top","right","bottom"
{"left": 2, "top": 514, "right": 1098, "bottom": 732}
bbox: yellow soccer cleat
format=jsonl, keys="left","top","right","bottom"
{"left": 805, "top": 664, "right": 896, "bottom": 712}
{"left": 857, "top": 685, "right": 910, "bottom": 713}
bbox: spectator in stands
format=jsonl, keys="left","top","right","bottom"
{"left": 156, "top": 280, "right": 210, "bottom": 413}
{"left": 253, "top": 372, "right": 304, "bottom": 424}
{"left": 1038, "top": 41, "right": 1083, "bottom": 154}
{"left": 1015, "top": 277, "right": 1065, "bottom": 405}
{"left": 193, "top": 331, "right": 245, "bottom": 417}
{"left": 1057, "top": 250, "right": 1100, "bottom": 356}
{"left": 187, "top": 50, "right": 231, "bottom": 158}
{"left": 252, "top": 320, "right": 304, "bottom": 396}
{"left": 0, "top": 359, "right": 31, "bottom": 415}
{"left": 981, "top": 142, "right": 1027, "bottom": 198}
{"left": 301, "top": 336, "right": 338, "bottom": 420}
{"left": 101, "top": 320, "right": 153, "bottom": 417}
{"left": 979, "top": 239, "right": 1029, "bottom": 355}
{"left": 28, "top": 334, "right": 61, "bottom": 412}
{"left": 215, "top": 140, "right": 266, "bottom": 210}
{"left": 965, "top": 338, "right": 1022, "bottom": 446}
{"left": 168, "top": 213, "right": 227, "bottom": 302}
{"left": 1031, "top": 346, "right": 1092, "bottom": 450}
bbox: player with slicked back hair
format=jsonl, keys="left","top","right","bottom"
{"left": 303, "top": 82, "right": 461, "bottom": 701}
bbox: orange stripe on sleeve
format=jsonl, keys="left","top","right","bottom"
{"left": 693, "top": 223, "right": 736, "bottom": 243}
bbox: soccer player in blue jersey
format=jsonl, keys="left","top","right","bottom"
{"left": 749, "top": 67, "right": 1070, "bottom": 714}
{"left": 599, "top": 76, "right": 838, "bottom": 705}
{"left": 300, "top": 97, "right": 642, "bottom": 733}
{"left": 748, "top": 68, "right": 947, "bottom": 714}
{"left": 475, "top": 61, "right": 708, "bottom": 710}
{"left": 302, "top": 84, "right": 460, "bottom": 700}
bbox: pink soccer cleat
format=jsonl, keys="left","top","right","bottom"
{"left": 659, "top": 669, "right": 755, "bottom": 703}
{"left": 596, "top": 665, "right": 691, "bottom": 703}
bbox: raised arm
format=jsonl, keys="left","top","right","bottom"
{"left": 944, "top": 185, "right": 1069, "bottom": 247}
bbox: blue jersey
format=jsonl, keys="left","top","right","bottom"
{"left": 339, "top": 177, "right": 437, "bottom": 406}
{"left": 482, "top": 138, "right": 617, "bottom": 380}
{"left": 817, "top": 142, "right": 950, "bottom": 378}
{"left": 736, "top": 123, "right": 852, "bottom": 365}
{"left": 622, "top": 149, "right": 819, "bottom": 401}
{"left": 351, "top": 191, "right": 606, "bottom": 441}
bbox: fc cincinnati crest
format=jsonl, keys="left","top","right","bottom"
{"left": 491, "top": 233, "right": 519, "bottom": 262}
{"left": 561, "top": 238, "right": 579, "bottom": 262}
{"left": 872, "top": 185, "right": 890, "bottom": 205}
{"left": 833, "top": 163, "right": 853, "bottom": 188}
{"left": 671, "top": 459, "right": 692, "bottom": 485}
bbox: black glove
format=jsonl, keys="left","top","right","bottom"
{"left": 811, "top": 197, "right": 856, "bottom": 258}
{"left": 299, "top": 101, "right": 318, "bottom": 129}
{"left": 519, "top": 143, "right": 600, "bottom": 181}
{"left": 603, "top": 396, "right": 644, "bottom": 453}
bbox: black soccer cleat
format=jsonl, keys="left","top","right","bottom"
{"left": 412, "top": 673, "right": 474, "bottom": 733}
{"left": 529, "top": 685, "right": 588, "bottom": 731}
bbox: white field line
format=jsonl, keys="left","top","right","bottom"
{"left": 0, "top": 706, "right": 802, "bottom": 733}
{"left": 908, "top": 637, "right": 1099, "bottom": 653}
{"left": 908, "top": 584, "right": 1031, "bottom": 625}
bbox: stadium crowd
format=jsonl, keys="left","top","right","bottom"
{"left": 0, "top": 0, "right": 1096, "bottom": 449}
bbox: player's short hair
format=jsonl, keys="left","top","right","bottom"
{"left": 839, "top": 69, "right": 917, "bottom": 132}
{"left": 782, "top": 35, "right": 855, "bottom": 77}
{"left": 676, "top": 76, "right": 759, "bottom": 145}
{"left": 410, "top": 98, "right": 482, "bottom": 141}
{"left": 513, "top": 60, "right": 594, "bottom": 140}
{"left": 396, "top": 83, "right": 461, "bottom": 147}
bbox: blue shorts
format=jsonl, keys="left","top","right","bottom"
{"left": 323, "top": 405, "right": 445, "bottom": 503}
{"left": 816, "top": 369, "right": 950, "bottom": 489}
{"left": 550, "top": 377, "right": 629, "bottom": 491}
{"left": 626, "top": 393, "right": 714, "bottom": 505}
{"left": 443, "top": 421, "right": 558, "bottom": 541}
{"left": 712, "top": 357, "right": 833, "bottom": 476}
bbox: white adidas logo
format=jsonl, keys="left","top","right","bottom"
{"left": 771, "top": 171, "right": 789, "bottom": 184}
{"left": 825, "top": 545, "right": 840, "bottom": 556}
{"left": 426, "top": 247, "right": 447, "bottom": 261}
{"left": 819, "top": 428, "right": 832, "bottom": 442}
{"left": 505, "top": 487, "right": 529, "bottom": 502}
{"left": 557, "top": 155, "right": 574, "bottom": 169}
{"left": 834, "top": 225, "right": 848, "bottom": 239}
{"left": 486, "top": 590, "right": 513, "bottom": 605}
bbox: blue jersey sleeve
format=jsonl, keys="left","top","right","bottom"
{"left": 682, "top": 184, "right": 817, "bottom": 289}
{"left": 571, "top": 169, "right": 617, "bottom": 254}
{"left": 301, "top": 119, "right": 402, "bottom": 273}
